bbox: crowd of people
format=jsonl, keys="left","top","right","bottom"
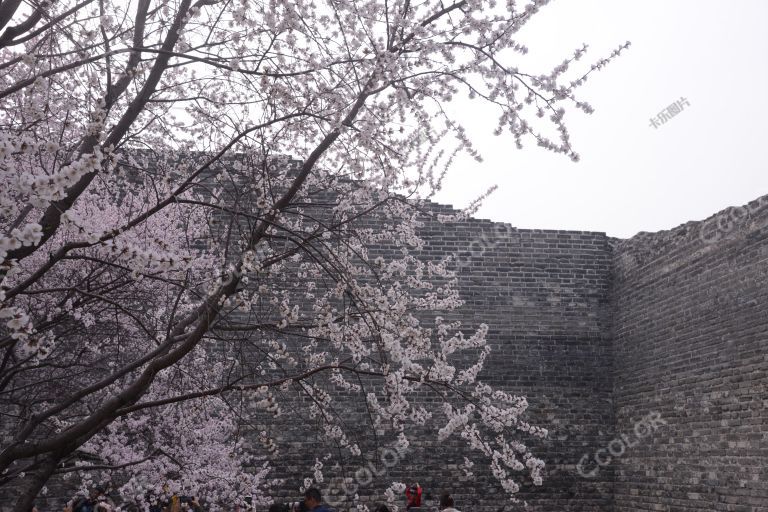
{"left": 53, "top": 483, "right": 205, "bottom": 512}
{"left": 28, "top": 482, "right": 461, "bottom": 512}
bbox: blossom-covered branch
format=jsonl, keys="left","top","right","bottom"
{"left": 0, "top": 1, "right": 625, "bottom": 510}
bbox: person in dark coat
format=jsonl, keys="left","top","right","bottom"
{"left": 303, "top": 488, "right": 334, "bottom": 512}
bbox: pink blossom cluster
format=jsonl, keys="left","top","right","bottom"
{"left": 0, "top": 1, "right": 625, "bottom": 510}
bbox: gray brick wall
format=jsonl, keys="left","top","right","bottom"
{"left": 5, "top": 152, "right": 767, "bottom": 512}
{"left": 610, "top": 194, "right": 768, "bottom": 511}
{"left": 231, "top": 200, "right": 616, "bottom": 512}
{"left": 406, "top": 208, "right": 615, "bottom": 512}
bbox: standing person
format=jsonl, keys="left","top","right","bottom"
{"left": 66, "top": 485, "right": 114, "bottom": 512}
{"left": 65, "top": 490, "right": 95, "bottom": 512}
{"left": 303, "top": 488, "right": 334, "bottom": 512}
{"left": 405, "top": 483, "right": 422, "bottom": 509}
{"left": 438, "top": 493, "right": 460, "bottom": 512}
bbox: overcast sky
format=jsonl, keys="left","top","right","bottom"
{"left": 432, "top": 0, "right": 768, "bottom": 239}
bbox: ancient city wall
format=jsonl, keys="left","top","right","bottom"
{"left": 260, "top": 202, "right": 617, "bottom": 512}
{"left": 394, "top": 193, "right": 768, "bottom": 512}
{"left": 402, "top": 204, "right": 616, "bottom": 512}
{"left": 4, "top": 177, "right": 767, "bottom": 511}
{"left": 609, "top": 195, "right": 768, "bottom": 511}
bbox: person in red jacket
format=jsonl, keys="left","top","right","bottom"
{"left": 405, "top": 483, "right": 422, "bottom": 509}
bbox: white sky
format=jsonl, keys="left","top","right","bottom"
{"left": 433, "top": 0, "right": 768, "bottom": 239}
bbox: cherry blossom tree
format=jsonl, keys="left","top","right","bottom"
{"left": 0, "top": 0, "right": 627, "bottom": 510}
